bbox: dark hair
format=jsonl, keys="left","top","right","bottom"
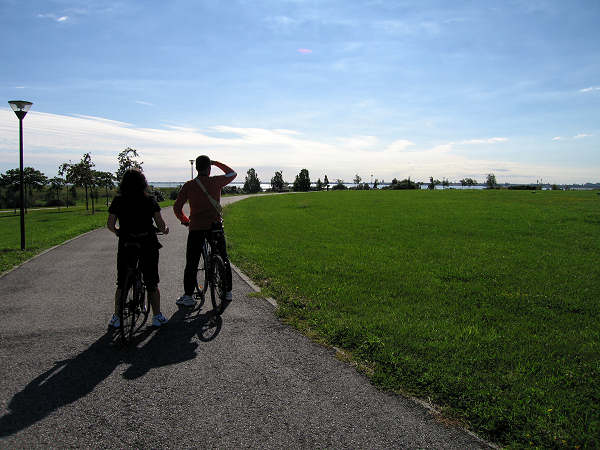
{"left": 119, "top": 168, "right": 148, "bottom": 197}
{"left": 196, "top": 155, "right": 211, "bottom": 174}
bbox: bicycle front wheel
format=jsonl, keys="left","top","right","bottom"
{"left": 194, "top": 247, "right": 209, "bottom": 301}
{"left": 210, "top": 254, "right": 228, "bottom": 314}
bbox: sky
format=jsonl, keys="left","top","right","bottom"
{"left": 1, "top": 0, "right": 599, "bottom": 184}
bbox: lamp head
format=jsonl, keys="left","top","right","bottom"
{"left": 8, "top": 100, "right": 33, "bottom": 120}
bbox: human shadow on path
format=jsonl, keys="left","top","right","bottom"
{"left": 122, "top": 306, "right": 222, "bottom": 380}
{"left": 0, "top": 307, "right": 222, "bottom": 437}
{"left": 0, "top": 330, "right": 124, "bottom": 437}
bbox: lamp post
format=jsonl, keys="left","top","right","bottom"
{"left": 189, "top": 159, "right": 194, "bottom": 179}
{"left": 8, "top": 100, "right": 33, "bottom": 251}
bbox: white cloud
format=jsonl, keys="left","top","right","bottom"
{"left": 37, "top": 13, "right": 69, "bottom": 22}
{"left": 574, "top": 133, "right": 592, "bottom": 139}
{"left": 386, "top": 139, "right": 415, "bottom": 152}
{"left": 337, "top": 135, "right": 379, "bottom": 150}
{"left": 135, "top": 100, "right": 154, "bottom": 106}
{"left": 0, "top": 109, "right": 597, "bottom": 184}
{"left": 580, "top": 86, "right": 600, "bottom": 93}
{"left": 552, "top": 136, "right": 562, "bottom": 141}
{"left": 458, "top": 137, "right": 508, "bottom": 145}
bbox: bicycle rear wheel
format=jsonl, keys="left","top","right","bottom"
{"left": 119, "top": 271, "right": 144, "bottom": 343}
{"left": 136, "top": 281, "right": 150, "bottom": 330}
{"left": 210, "top": 254, "right": 228, "bottom": 314}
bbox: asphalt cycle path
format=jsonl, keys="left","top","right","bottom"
{"left": 0, "top": 194, "right": 494, "bottom": 448}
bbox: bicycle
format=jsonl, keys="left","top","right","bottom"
{"left": 118, "top": 230, "right": 162, "bottom": 344}
{"left": 193, "top": 224, "right": 229, "bottom": 315}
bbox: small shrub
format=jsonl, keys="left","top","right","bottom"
{"left": 45, "top": 199, "right": 66, "bottom": 207}
{"left": 223, "top": 185, "right": 242, "bottom": 195}
{"left": 169, "top": 185, "right": 182, "bottom": 200}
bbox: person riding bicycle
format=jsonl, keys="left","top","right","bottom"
{"left": 173, "top": 155, "right": 236, "bottom": 306}
{"left": 107, "top": 168, "right": 170, "bottom": 328}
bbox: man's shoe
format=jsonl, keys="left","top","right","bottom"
{"left": 225, "top": 291, "right": 232, "bottom": 301}
{"left": 176, "top": 294, "right": 196, "bottom": 306}
{"left": 152, "top": 313, "right": 168, "bottom": 327}
{"left": 108, "top": 314, "right": 120, "bottom": 328}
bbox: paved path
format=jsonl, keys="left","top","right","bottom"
{"left": 0, "top": 195, "right": 493, "bottom": 448}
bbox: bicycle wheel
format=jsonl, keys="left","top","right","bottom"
{"left": 118, "top": 271, "right": 137, "bottom": 343}
{"left": 136, "top": 279, "right": 150, "bottom": 330}
{"left": 210, "top": 254, "right": 228, "bottom": 314}
{"left": 194, "top": 244, "right": 210, "bottom": 301}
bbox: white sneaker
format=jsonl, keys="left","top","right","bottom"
{"left": 152, "top": 313, "right": 168, "bottom": 327}
{"left": 176, "top": 294, "right": 196, "bottom": 306}
{"left": 225, "top": 291, "right": 232, "bottom": 301}
{"left": 108, "top": 314, "right": 120, "bottom": 328}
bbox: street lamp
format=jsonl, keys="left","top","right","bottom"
{"left": 189, "top": 159, "right": 194, "bottom": 179}
{"left": 8, "top": 100, "right": 33, "bottom": 251}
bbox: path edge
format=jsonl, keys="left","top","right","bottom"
{"left": 0, "top": 228, "right": 101, "bottom": 280}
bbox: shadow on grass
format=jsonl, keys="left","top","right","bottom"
{"left": 0, "top": 306, "right": 224, "bottom": 437}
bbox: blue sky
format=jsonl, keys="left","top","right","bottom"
{"left": 1, "top": 0, "right": 599, "bottom": 184}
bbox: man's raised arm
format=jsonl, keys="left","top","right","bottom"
{"left": 173, "top": 184, "right": 190, "bottom": 225}
{"left": 212, "top": 161, "right": 237, "bottom": 181}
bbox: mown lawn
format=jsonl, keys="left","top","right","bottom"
{"left": 225, "top": 189, "right": 600, "bottom": 448}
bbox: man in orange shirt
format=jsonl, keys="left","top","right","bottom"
{"left": 173, "top": 155, "right": 237, "bottom": 306}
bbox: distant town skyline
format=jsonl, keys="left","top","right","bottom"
{"left": 1, "top": 0, "right": 599, "bottom": 184}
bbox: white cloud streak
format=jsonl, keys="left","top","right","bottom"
{"left": 0, "top": 110, "right": 596, "bottom": 184}
{"left": 580, "top": 86, "right": 600, "bottom": 93}
{"left": 458, "top": 137, "right": 508, "bottom": 145}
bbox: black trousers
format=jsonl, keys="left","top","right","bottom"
{"left": 184, "top": 226, "right": 232, "bottom": 295}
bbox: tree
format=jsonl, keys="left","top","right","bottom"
{"left": 0, "top": 169, "right": 20, "bottom": 211}
{"left": 243, "top": 168, "right": 262, "bottom": 193}
{"left": 60, "top": 153, "right": 95, "bottom": 212}
{"left": 373, "top": 179, "right": 379, "bottom": 189}
{"left": 270, "top": 171, "right": 285, "bottom": 192}
{"left": 293, "top": 169, "right": 311, "bottom": 191}
{"left": 48, "top": 177, "right": 65, "bottom": 208}
{"left": 332, "top": 179, "right": 347, "bottom": 190}
{"left": 22, "top": 167, "right": 48, "bottom": 210}
{"left": 486, "top": 173, "right": 497, "bottom": 189}
{"left": 1, "top": 168, "right": 47, "bottom": 210}
{"left": 353, "top": 174, "right": 362, "bottom": 186}
{"left": 428, "top": 177, "right": 441, "bottom": 190}
{"left": 442, "top": 178, "right": 450, "bottom": 189}
{"left": 323, "top": 174, "right": 330, "bottom": 191}
{"left": 116, "top": 147, "right": 143, "bottom": 181}
{"left": 385, "top": 178, "right": 418, "bottom": 190}
{"left": 316, "top": 178, "right": 323, "bottom": 190}
{"left": 460, "top": 177, "right": 477, "bottom": 187}
{"left": 94, "top": 171, "right": 116, "bottom": 207}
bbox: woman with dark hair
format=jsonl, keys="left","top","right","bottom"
{"left": 106, "top": 168, "right": 169, "bottom": 328}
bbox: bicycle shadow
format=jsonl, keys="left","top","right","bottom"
{"left": 0, "top": 306, "right": 223, "bottom": 437}
{"left": 122, "top": 306, "right": 222, "bottom": 380}
{"left": 0, "top": 330, "right": 123, "bottom": 437}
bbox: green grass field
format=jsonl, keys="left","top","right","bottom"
{"left": 225, "top": 190, "right": 600, "bottom": 448}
